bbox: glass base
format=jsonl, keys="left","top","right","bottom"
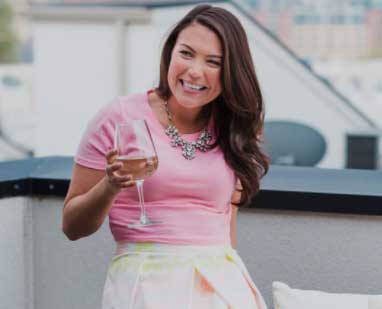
{"left": 127, "top": 216, "right": 163, "bottom": 228}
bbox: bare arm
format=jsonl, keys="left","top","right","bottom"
{"left": 62, "top": 150, "right": 135, "bottom": 241}
{"left": 230, "top": 203, "right": 239, "bottom": 249}
{"left": 229, "top": 181, "right": 241, "bottom": 249}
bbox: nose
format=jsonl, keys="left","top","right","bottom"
{"left": 188, "top": 61, "right": 203, "bottom": 78}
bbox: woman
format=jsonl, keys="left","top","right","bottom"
{"left": 63, "top": 4, "right": 269, "bottom": 309}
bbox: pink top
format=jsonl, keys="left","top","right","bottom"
{"left": 75, "top": 92, "right": 236, "bottom": 245}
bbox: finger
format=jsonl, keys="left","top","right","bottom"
{"left": 106, "top": 173, "right": 131, "bottom": 191}
{"left": 120, "top": 180, "right": 136, "bottom": 188}
{"left": 106, "top": 148, "right": 117, "bottom": 157}
{"left": 144, "top": 160, "right": 155, "bottom": 173}
{"left": 114, "top": 174, "right": 133, "bottom": 183}
{"left": 106, "top": 162, "right": 122, "bottom": 176}
{"left": 106, "top": 149, "right": 118, "bottom": 164}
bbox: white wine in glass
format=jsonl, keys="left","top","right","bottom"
{"left": 114, "top": 120, "right": 162, "bottom": 228}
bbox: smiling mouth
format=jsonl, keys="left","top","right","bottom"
{"left": 180, "top": 79, "right": 207, "bottom": 91}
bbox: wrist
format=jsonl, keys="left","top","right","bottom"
{"left": 102, "top": 176, "right": 121, "bottom": 196}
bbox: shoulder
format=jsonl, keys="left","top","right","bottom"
{"left": 106, "top": 92, "right": 147, "bottom": 114}
{"left": 117, "top": 92, "right": 148, "bottom": 115}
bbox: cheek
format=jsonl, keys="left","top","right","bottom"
{"left": 168, "top": 58, "right": 186, "bottom": 82}
{"left": 167, "top": 63, "right": 176, "bottom": 86}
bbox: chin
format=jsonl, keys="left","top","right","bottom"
{"left": 179, "top": 99, "right": 208, "bottom": 109}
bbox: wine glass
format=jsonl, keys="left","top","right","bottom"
{"left": 114, "top": 120, "right": 162, "bottom": 228}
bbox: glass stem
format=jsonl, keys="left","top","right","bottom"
{"left": 135, "top": 180, "right": 147, "bottom": 221}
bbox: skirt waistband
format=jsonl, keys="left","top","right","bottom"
{"left": 115, "top": 242, "right": 234, "bottom": 257}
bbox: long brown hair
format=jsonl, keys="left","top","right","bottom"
{"left": 156, "top": 4, "right": 269, "bottom": 207}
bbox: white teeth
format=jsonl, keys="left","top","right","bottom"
{"left": 183, "top": 80, "right": 205, "bottom": 91}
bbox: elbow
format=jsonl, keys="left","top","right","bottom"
{"left": 62, "top": 203, "right": 83, "bottom": 241}
{"left": 62, "top": 224, "right": 80, "bottom": 241}
{"left": 66, "top": 235, "right": 79, "bottom": 241}
{"left": 62, "top": 218, "right": 83, "bottom": 241}
{"left": 62, "top": 219, "right": 100, "bottom": 241}
{"left": 62, "top": 203, "right": 103, "bottom": 241}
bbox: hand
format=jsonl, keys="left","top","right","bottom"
{"left": 105, "top": 149, "right": 136, "bottom": 193}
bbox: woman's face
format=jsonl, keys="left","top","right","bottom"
{"left": 167, "top": 22, "right": 223, "bottom": 110}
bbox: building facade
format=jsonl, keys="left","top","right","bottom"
{"left": 251, "top": 0, "right": 382, "bottom": 60}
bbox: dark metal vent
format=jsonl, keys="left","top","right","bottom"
{"left": 346, "top": 135, "right": 379, "bottom": 169}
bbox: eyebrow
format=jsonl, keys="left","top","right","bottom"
{"left": 180, "top": 43, "right": 223, "bottom": 59}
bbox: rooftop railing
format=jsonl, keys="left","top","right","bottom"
{"left": 1, "top": 156, "right": 381, "bottom": 214}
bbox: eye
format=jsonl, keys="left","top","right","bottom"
{"left": 179, "top": 50, "right": 192, "bottom": 57}
{"left": 207, "top": 60, "right": 222, "bottom": 67}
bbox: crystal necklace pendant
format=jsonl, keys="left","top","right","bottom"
{"left": 164, "top": 102, "right": 212, "bottom": 160}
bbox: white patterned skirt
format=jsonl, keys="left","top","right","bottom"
{"left": 102, "top": 242, "right": 267, "bottom": 309}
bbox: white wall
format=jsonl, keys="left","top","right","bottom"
{"left": 0, "top": 64, "right": 35, "bottom": 160}
{"left": 33, "top": 22, "right": 118, "bottom": 156}
{"left": 1, "top": 196, "right": 382, "bottom": 308}
{"left": 124, "top": 24, "right": 162, "bottom": 93}
{"left": 239, "top": 208, "right": 382, "bottom": 307}
{"left": 312, "top": 60, "right": 382, "bottom": 128}
{"left": 31, "top": 197, "right": 114, "bottom": 309}
{"left": 0, "top": 197, "right": 30, "bottom": 309}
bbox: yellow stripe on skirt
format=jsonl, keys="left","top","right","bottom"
{"left": 102, "top": 242, "right": 267, "bottom": 309}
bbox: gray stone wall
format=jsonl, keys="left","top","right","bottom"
{"left": 1, "top": 197, "right": 382, "bottom": 309}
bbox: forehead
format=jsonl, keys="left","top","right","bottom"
{"left": 175, "top": 22, "right": 222, "bottom": 55}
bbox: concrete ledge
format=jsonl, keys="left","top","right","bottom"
{"left": 0, "top": 156, "right": 381, "bottom": 215}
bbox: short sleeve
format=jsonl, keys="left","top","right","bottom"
{"left": 74, "top": 98, "right": 124, "bottom": 170}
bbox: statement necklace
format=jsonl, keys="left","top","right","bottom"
{"left": 164, "top": 101, "right": 212, "bottom": 160}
